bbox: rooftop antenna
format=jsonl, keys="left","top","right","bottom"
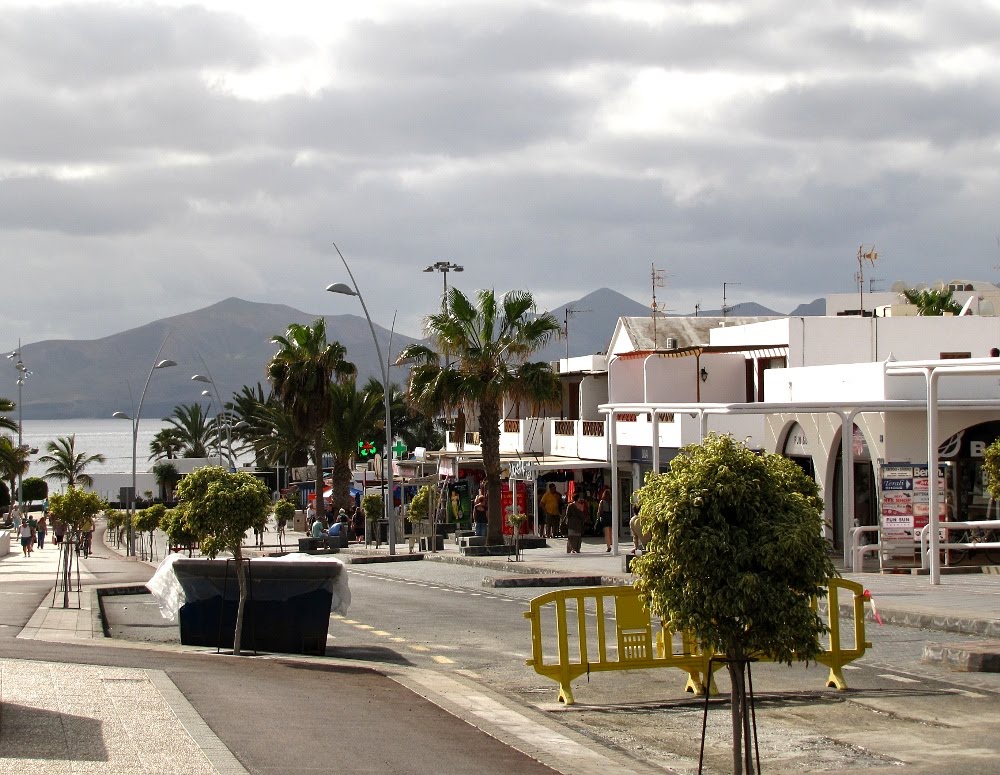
{"left": 562, "top": 306, "right": 591, "bottom": 361}
{"left": 722, "top": 281, "right": 741, "bottom": 317}
{"left": 650, "top": 263, "right": 668, "bottom": 348}
{"left": 694, "top": 301, "right": 701, "bottom": 317}
{"left": 868, "top": 276, "right": 884, "bottom": 293}
{"left": 857, "top": 244, "right": 878, "bottom": 313}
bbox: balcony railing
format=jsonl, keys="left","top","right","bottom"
{"left": 554, "top": 421, "right": 574, "bottom": 436}
{"left": 582, "top": 421, "right": 605, "bottom": 437}
{"left": 503, "top": 419, "right": 520, "bottom": 433}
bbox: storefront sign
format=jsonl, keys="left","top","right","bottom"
{"left": 507, "top": 460, "right": 537, "bottom": 480}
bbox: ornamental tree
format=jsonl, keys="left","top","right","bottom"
{"left": 47, "top": 487, "right": 106, "bottom": 532}
{"left": 174, "top": 466, "right": 271, "bottom": 655}
{"left": 631, "top": 434, "right": 836, "bottom": 775}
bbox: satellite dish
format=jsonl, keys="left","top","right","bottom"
{"left": 890, "top": 281, "right": 908, "bottom": 293}
{"left": 981, "top": 301, "right": 996, "bottom": 317}
{"left": 914, "top": 282, "right": 928, "bottom": 291}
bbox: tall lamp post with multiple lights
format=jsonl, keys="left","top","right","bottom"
{"left": 7, "top": 343, "right": 31, "bottom": 508}
{"left": 327, "top": 242, "right": 397, "bottom": 555}
{"left": 423, "top": 261, "right": 463, "bottom": 311}
{"left": 113, "top": 350, "right": 176, "bottom": 557}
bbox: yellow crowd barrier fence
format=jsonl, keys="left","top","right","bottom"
{"left": 523, "top": 578, "right": 871, "bottom": 705}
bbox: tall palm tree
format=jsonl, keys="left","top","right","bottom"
{"left": 0, "top": 435, "right": 30, "bottom": 504}
{"left": 325, "top": 379, "right": 384, "bottom": 513}
{"left": 227, "top": 384, "right": 309, "bottom": 492}
{"left": 148, "top": 427, "right": 185, "bottom": 461}
{"left": 37, "top": 434, "right": 106, "bottom": 489}
{"left": 267, "top": 319, "right": 356, "bottom": 519}
{"left": 398, "top": 288, "right": 561, "bottom": 544}
{"left": 901, "top": 287, "right": 962, "bottom": 316}
{"left": 0, "top": 398, "right": 17, "bottom": 434}
{"left": 163, "top": 404, "right": 214, "bottom": 458}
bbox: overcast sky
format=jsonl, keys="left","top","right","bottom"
{"left": 5, "top": 0, "right": 1000, "bottom": 352}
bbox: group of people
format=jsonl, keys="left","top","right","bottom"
{"left": 306, "top": 503, "right": 366, "bottom": 543}
{"left": 539, "top": 483, "right": 615, "bottom": 554}
{"left": 9, "top": 502, "right": 77, "bottom": 558}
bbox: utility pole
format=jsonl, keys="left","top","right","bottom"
{"left": 856, "top": 245, "right": 878, "bottom": 314}
{"left": 650, "top": 264, "right": 667, "bottom": 348}
{"left": 7, "top": 342, "right": 31, "bottom": 508}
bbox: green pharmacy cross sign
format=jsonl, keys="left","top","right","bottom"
{"left": 392, "top": 439, "right": 407, "bottom": 459}
{"left": 358, "top": 440, "right": 376, "bottom": 457}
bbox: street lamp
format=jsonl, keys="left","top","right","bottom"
{"left": 328, "top": 241, "right": 397, "bottom": 555}
{"left": 192, "top": 373, "right": 235, "bottom": 470}
{"left": 7, "top": 342, "right": 31, "bottom": 509}
{"left": 113, "top": 350, "right": 176, "bottom": 557}
{"left": 423, "top": 261, "right": 463, "bottom": 311}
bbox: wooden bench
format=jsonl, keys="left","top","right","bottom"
{"left": 298, "top": 536, "right": 343, "bottom": 553}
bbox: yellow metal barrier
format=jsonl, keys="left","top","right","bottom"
{"left": 524, "top": 579, "right": 871, "bottom": 705}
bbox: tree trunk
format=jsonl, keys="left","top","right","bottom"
{"left": 330, "top": 456, "right": 353, "bottom": 514}
{"left": 727, "top": 653, "right": 753, "bottom": 775}
{"left": 314, "top": 432, "right": 325, "bottom": 522}
{"left": 478, "top": 401, "right": 503, "bottom": 545}
{"left": 233, "top": 546, "right": 247, "bottom": 656}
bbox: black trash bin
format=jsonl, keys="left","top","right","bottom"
{"left": 171, "top": 558, "right": 344, "bottom": 655}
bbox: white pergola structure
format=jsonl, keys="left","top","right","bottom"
{"left": 601, "top": 362, "right": 1000, "bottom": 584}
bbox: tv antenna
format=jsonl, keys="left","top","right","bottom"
{"left": 722, "top": 282, "right": 742, "bottom": 317}
{"left": 650, "top": 264, "right": 670, "bottom": 348}
{"left": 562, "top": 306, "right": 591, "bottom": 361}
{"left": 857, "top": 244, "right": 878, "bottom": 313}
{"left": 868, "top": 277, "right": 883, "bottom": 293}
{"left": 694, "top": 301, "right": 701, "bottom": 317}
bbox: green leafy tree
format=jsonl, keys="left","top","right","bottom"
{"left": 267, "top": 319, "right": 356, "bottom": 522}
{"left": 324, "top": 379, "right": 383, "bottom": 514}
{"left": 398, "top": 288, "right": 561, "bottom": 544}
{"left": 21, "top": 476, "right": 48, "bottom": 504}
{"left": 900, "top": 287, "right": 962, "bottom": 316}
{"left": 632, "top": 434, "right": 836, "bottom": 775}
{"left": 982, "top": 440, "right": 1000, "bottom": 501}
{"left": 0, "top": 398, "right": 17, "bottom": 434}
{"left": 148, "top": 427, "right": 185, "bottom": 461}
{"left": 0, "top": 435, "right": 31, "bottom": 504}
{"left": 273, "top": 498, "right": 295, "bottom": 529}
{"left": 161, "top": 507, "right": 201, "bottom": 555}
{"left": 37, "top": 435, "right": 106, "bottom": 488}
{"left": 151, "top": 460, "right": 181, "bottom": 502}
{"left": 174, "top": 466, "right": 271, "bottom": 655}
{"left": 406, "top": 485, "right": 434, "bottom": 528}
{"left": 362, "top": 491, "right": 383, "bottom": 545}
{"left": 163, "top": 404, "right": 215, "bottom": 458}
{"left": 48, "top": 487, "right": 106, "bottom": 532}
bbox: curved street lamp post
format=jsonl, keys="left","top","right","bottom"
{"left": 113, "top": 352, "right": 176, "bottom": 557}
{"left": 192, "top": 374, "right": 235, "bottom": 470}
{"left": 327, "top": 242, "right": 396, "bottom": 555}
{"left": 7, "top": 342, "right": 32, "bottom": 508}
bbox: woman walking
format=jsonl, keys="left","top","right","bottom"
{"left": 599, "top": 488, "right": 613, "bottom": 552}
{"left": 17, "top": 517, "right": 32, "bottom": 557}
{"left": 35, "top": 514, "right": 47, "bottom": 549}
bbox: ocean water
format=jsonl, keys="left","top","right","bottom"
{"left": 16, "top": 418, "right": 179, "bottom": 477}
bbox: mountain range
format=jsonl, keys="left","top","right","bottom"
{"left": 8, "top": 290, "right": 823, "bottom": 419}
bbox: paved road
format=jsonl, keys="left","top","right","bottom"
{"left": 323, "top": 558, "right": 1000, "bottom": 774}
{"left": 3, "top": 529, "right": 578, "bottom": 775}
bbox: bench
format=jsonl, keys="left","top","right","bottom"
{"left": 298, "top": 536, "right": 344, "bottom": 553}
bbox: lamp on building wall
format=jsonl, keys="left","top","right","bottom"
{"left": 700, "top": 367, "right": 708, "bottom": 383}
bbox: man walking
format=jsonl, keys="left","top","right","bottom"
{"left": 539, "top": 483, "right": 563, "bottom": 539}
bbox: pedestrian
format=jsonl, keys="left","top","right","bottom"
{"left": 53, "top": 518, "right": 66, "bottom": 545}
{"left": 27, "top": 512, "right": 37, "bottom": 555}
{"left": 539, "top": 483, "right": 563, "bottom": 539}
{"left": 565, "top": 493, "right": 588, "bottom": 554}
{"left": 17, "top": 517, "right": 32, "bottom": 557}
{"left": 599, "top": 488, "right": 613, "bottom": 552}
{"left": 81, "top": 515, "right": 95, "bottom": 558}
{"left": 473, "top": 484, "right": 488, "bottom": 538}
{"left": 35, "top": 514, "right": 47, "bottom": 550}
{"left": 306, "top": 502, "right": 316, "bottom": 526}
{"left": 351, "top": 506, "right": 364, "bottom": 543}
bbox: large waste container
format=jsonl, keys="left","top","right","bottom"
{"left": 169, "top": 557, "right": 345, "bottom": 655}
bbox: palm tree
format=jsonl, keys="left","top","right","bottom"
{"left": 151, "top": 460, "right": 181, "bottom": 501}
{"left": 163, "top": 404, "right": 214, "bottom": 458}
{"left": 398, "top": 288, "right": 561, "bottom": 544}
{"left": 325, "top": 379, "right": 384, "bottom": 513}
{"left": 148, "top": 427, "right": 185, "bottom": 461}
{"left": 267, "top": 319, "right": 356, "bottom": 519}
{"left": 0, "top": 398, "right": 17, "bottom": 434}
{"left": 37, "top": 434, "right": 106, "bottom": 489}
{"left": 362, "top": 377, "right": 444, "bottom": 452}
{"left": 0, "top": 435, "right": 30, "bottom": 504}
{"left": 227, "top": 384, "right": 309, "bottom": 492}
{"left": 901, "top": 288, "right": 962, "bottom": 316}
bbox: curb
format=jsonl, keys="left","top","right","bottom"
{"left": 923, "top": 640, "right": 1000, "bottom": 672}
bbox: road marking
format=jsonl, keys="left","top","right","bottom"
{"left": 409, "top": 645, "right": 430, "bottom": 652}
{"left": 843, "top": 665, "right": 860, "bottom": 670}
{"left": 405, "top": 672, "right": 641, "bottom": 775}
{"left": 372, "top": 630, "right": 390, "bottom": 637}
{"left": 432, "top": 655, "right": 455, "bottom": 664}
{"left": 340, "top": 618, "right": 358, "bottom": 624}
{"left": 949, "top": 688, "right": 987, "bottom": 698}
{"left": 878, "top": 674, "right": 919, "bottom": 684}
{"left": 390, "top": 637, "right": 406, "bottom": 643}
{"left": 354, "top": 624, "right": 375, "bottom": 630}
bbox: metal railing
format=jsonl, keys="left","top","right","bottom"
{"left": 917, "top": 519, "right": 1000, "bottom": 569}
